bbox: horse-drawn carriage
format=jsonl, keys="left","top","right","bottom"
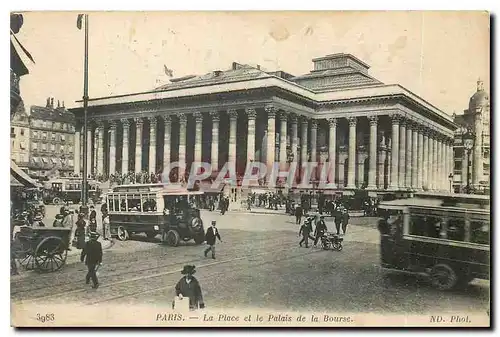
{"left": 12, "top": 226, "right": 71, "bottom": 273}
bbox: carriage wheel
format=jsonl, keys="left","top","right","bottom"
{"left": 52, "top": 197, "right": 61, "bottom": 205}
{"left": 19, "top": 253, "right": 36, "bottom": 270}
{"left": 34, "top": 236, "right": 68, "bottom": 273}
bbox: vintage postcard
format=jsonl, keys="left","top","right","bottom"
{"left": 10, "top": 11, "right": 490, "bottom": 327}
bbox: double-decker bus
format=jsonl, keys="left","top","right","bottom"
{"left": 42, "top": 177, "right": 100, "bottom": 204}
{"left": 377, "top": 192, "right": 490, "bottom": 290}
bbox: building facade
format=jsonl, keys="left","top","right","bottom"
{"left": 28, "top": 98, "right": 76, "bottom": 179}
{"left": 452, "top": 80, "right": 490, "bottom": 193}
{"left": 10, "top": 100, "right": 30, "bottom": 172}
{"left": 70, "top": 53, "right": 457, "bottom": 194}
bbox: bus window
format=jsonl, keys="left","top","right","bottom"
{"left": 120, "top": 198, "right": 127, "bottom": 211}
{"left": 470, "top": 221, "right": 489, "bottom": 245}
{"left": 445, "top": 218, "right": 465, "bottom": 241}
{"left": 113, "top": 196, "right": 119, "bottom": 211}
{"left": 409, "top": 215, "right": 442, "bottom": 238}
{"left": 127, "top": 195, "right": 141, "bottom": 212}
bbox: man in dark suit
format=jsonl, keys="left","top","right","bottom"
{"left": 204, "top": 221, "right": 222, "bottom": 259}
{"left": 80, "top": 231, "right": 103, "bottom": 289}
{"left": 294, "top": 204, "right": 303, "bottom": 224}
{"left": 299, "top": 217, "right": 313, "bottom": 248}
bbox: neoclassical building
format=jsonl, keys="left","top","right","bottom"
{"left": 452, "top": 80, "right": 490, "bottom": 193}
{"left": 70, "top": 53, "right": 457, "bottom": 195}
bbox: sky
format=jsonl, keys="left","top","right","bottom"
{"left": 15, "top": 11, "right": 489, "bottom": 115}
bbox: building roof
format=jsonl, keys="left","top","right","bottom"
{"left": 30, "top": 105, "right": 75, "bottom": 123}
{"left": 154, "top": 64, "right": 272, "bottom": 92}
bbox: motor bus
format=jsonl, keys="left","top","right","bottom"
{"left": 43, "top": 177, "right": 100, "bottom": 204}
{"left": 377, "top": 193, "right": 490, "bottom": 291}
{"left": 105, "top": 183, "right": 205, "bottom": 246}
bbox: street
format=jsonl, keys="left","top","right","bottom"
{"left": 11, "top": 205, "right": 489, "bottom": 314}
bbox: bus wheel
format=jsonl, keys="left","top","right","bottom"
{"left": 117, "top": 226, "right": 129, "bottom": 241}
{"left": 430, "top": 264, "right": 458, "bottom": 291}
{"left": 165, "top": 230, "right": 180, "bottom": 247}
{"left": 52, "top": 197, "right": 61, "bottom": 205}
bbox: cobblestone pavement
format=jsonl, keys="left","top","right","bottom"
{"left": 11, "top": 206, "right": 489, "bottom": 314}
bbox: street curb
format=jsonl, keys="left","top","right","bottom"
{"left": 225, "top": 209, "right": 367, "bottom": 217}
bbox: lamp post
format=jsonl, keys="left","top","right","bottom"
{"left": 448, "top": 173, "right": 453, "bottom": 193}
{"left": 462, "top": 129, "right": 474, "bottom": 194}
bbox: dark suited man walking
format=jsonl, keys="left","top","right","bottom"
{"left": 204, "top": 221, "right": 222, "bottom": 259}
{"left": 80, "top": 231, "right": 103, "bottom": 289}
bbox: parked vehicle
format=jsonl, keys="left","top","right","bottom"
{"left": 106, "top": 183, "right": 205, "bottom": 246}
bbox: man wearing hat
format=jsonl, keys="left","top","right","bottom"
{"left": 299, "top": 217, "right": 313, "bottom": 248}
{"left": 175, "top": 265, "right": 205, "bottom": 310}
{"left": 204, "top": 220, "right": 222, "bottom": 259}
{"left": 80, "top": 231, "right": 103, "bottom": 289}
{"left": 313, "top": 215, "right": 328, "bottom": 247}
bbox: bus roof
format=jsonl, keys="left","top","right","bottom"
{"left": 109, "top": 183, "right": 204, "bottom": 195}
{"left": 379, "top": 196, "right": 490, "bottom": 212}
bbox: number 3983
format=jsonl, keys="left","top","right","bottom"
{"left": 36, "top": 313, "right": 55, "bottom": 323}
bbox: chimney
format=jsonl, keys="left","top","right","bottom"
{"left": 50, "top": 98, "right": 54, "bottom": 108}
{"left": 46, "top": 97, "right": 50, "bottom": 108}
{"left": 57, "top": 100, "right": 60, "bottom": 108}
{"left": 62, "top": 101, "right": 65, "bottom": 108}
{"left": 256, "top": 65, "right": 261, "bottom": 70}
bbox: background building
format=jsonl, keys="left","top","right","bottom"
{"left": 28, "top": 97, "right": 76, "bottom": 179}
{"left": 452, "top": 79, "right": 490, "bottom": 194}
{"left": 11, "top": 100, "right": 30, "bottom": 173}
{"left": 71, "top": 53, "right": 457, "bottom": 197}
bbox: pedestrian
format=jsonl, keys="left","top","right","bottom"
{"left": 313, "top": 215, "right": 328, "bottom": 247}
{"left": 52, "top": 214, "right": 64, "bottom": 227}
{"left": 334, "top": 207, "right": 343, "bottom": 235}
{"left": 174, "top": 265, "right": 205, "bottom": 310}
{"left": 341, "top": 208, "right": 350, "bottom": 235}
{"left": 80, "top": 231, "right": 103, "bottom": 289}
{"left": 299, "top": 218, "right": 313, "bottom": 248}
{"left": 89, "top": 205, "right": 97, "bottom": 222}
{"left": 102, "top": 214, "right": 110, "bottom": 240}
{"left": 294, "top": 204, "right": 303, "bottom": 224}
{"left": 204, "top": 220, "right": 222, "bottom": 259}
{"left": 75, "top": 213, "right": 87, "bottom": 249}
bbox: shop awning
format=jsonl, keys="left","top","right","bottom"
{"left": 10, "top": 161, "right": 39, "bottom": 188}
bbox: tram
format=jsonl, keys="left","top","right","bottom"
{"left": 377, "top": 193, "right": 490, "bottom": 290}
{"left": 42, "top": 177, "right": 100, "bottom": 204}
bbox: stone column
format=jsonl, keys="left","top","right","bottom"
{"left": 96, "top": 121, "right": 104, "bottom": 176}
{"left": 405, "top": 122, "right": 412, "bottom": 188}
{"left": 398, "top": 119, "right": 406, "bottom": 189}
{"left": 228, "top": 109, "right": 238, "bottom": 174}
{"left": 279, "top": 111, "right": 288, "bottom": 167}
{"left": 431, "top": 134, "right": 438, "bottom": 190}
{"left": 265, "top": 105, "right": 276, "bottom": 170}
{"left": 74, "top": 125, "right": 81, "bottom": 175}
{"left": 367, "top": 116, "right": 378, "bottom": 190}
{"left": 178, "top": 113, "right": 187, "bottom": 181}
{"left": 290, "top": 114, "right": 298, "bottom": 163}
{"left": 328, "top": 118, "right": 337, "bottom": 186}
{"left": 246, "top": 108, "right": 256, "bottom": 162}
{"left": 121, "top": 119, "right": 130, "bottom": 174}
{"left": 346, "top": 117, "right": 357, "bottom": 189}
{"left": 109, "top": 120, "right": 117, "bottom": 175}
{"left": 310, "top": 119, "right": 318, "bottom": 163}
{"left": 194, "top": 112, "right": 203, "bottom": 164}
{"left": 300, "top": 117, "right": 308, "bottom": 166}
{"left": 411, "top": 125, "right": 418, "bottom": 189}
{"left": 389, "top": 115, "right": 400, "bottom": 190}
{"left": 134, "top": 118, "right": 143, "bottom": 173}
{"left": 422, "top": 129, "right": 429, "bottom": 189}
{"left": 210, "top": 111, "right": 219, "bottom": 173}
{"left": 417, "top": 126, "right": 424, "bottom": 190}
{"left": 472, "top": 111, "right": 483, "bottom": 186}
{"left": 436, "top": 136, "right": 442, "bottom": 191}
{"left": 148, "top": 117, "right": 157, "bottom": 174}
{"left": 163, "top": 116, "right": 171, "bottom": 173}
{"left": 461, "top": 145, "right": 468, "bottom": 190}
